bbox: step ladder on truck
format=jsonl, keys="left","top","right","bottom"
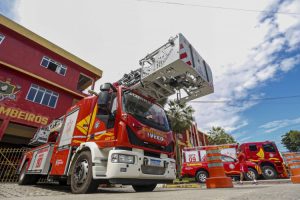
{"left": 17, "top": 33, "right": 214, "bottom": 194}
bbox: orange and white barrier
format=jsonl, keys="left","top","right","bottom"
{"left": 205, "top": 146, "right": 233, "bottom": 188}
{"left": 283, "top": 152, "right": 300, "bottom": 184}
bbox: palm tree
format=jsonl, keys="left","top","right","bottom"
{"left": 166, "top": 100, "right": 195, "bottom": 178}
{"left": 167, "top": 100, "right": 195, "bottom": 133}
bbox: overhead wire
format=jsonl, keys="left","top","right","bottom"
{"left": 190, "top": 95, "right": 300, "bottom": 104}
{"left": 136, "top": 0, "right": 300, "bottom": 16}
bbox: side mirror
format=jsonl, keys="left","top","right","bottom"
{"left": 100, "top": 83, "right": 111, "bottom": 91}
{"left": 98, "top": 91, "right": 110, "bottom": 111}
{"left": 100, "top": 83, "right": 117, "bottom": 92}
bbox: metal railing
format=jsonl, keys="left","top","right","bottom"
{"left": 0, "top": 148, "right": 28, "bottom": 183}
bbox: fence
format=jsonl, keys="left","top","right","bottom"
{"left": 0, "top": 148, "right": 28, "bottom": 183}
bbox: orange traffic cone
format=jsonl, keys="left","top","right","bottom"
{"left": 205, "top": 146, "right": 233, "bottom": 188}
{"left": 284, "top": 152, "right": 300, "bottom": 184}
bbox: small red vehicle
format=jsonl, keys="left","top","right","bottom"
{"left": 239, "top": 141, "right": 288, "bottom": 179}
{"left": 181, "top": 145, "right": 261, "bottom": 183}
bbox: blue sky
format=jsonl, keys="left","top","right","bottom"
{"left": 233, "top": 64, "right": 300, "bottom": 150}
{"left": 0, "top": 0, "right": 17, "bottom": 20}
{"left": 1, "top": 0, "right": 299, "bottom": 151}
{"left": 228, "top": 1, "right": 300, "bottom": 150}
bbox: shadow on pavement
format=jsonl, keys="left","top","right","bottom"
{"left": 33, "top": 183, "right": 71, "bottom": 193}
{"left": 32, "top": 183, "right": 190, "bottom": 194}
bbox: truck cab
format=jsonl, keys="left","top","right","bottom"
{"left": 17, "top": 83, "right": 176, "bottom": 193}
{"left": 239, "top": 141, "right": 287, "bottom": 179}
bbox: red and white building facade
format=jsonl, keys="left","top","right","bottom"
{"left": 176, "top": 122, "right": 209, "bottom": 149}
{"left": 0, "top": 15, "right": 102, "bottom": 146}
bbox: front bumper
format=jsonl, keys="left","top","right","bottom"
{"left": 94, "top": 149, "right": 176, "bottom": 184}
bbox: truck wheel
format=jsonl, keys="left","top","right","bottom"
{"left": 245, "top": 168, "right": 258, "bottom": 181}
{"left": 262, "top": 165, "right": 277, "bottom": 179}
{"left": 132, "top": 184, "right": 157, "bottom": 192}
{"left": 195, "top": 170, "right": 208, "bottom": 183}
{"left": 70, "top": 151, "right": 99, "bottom": 194}
{"left": 18, "top": 161, "right": 39, "bottom": 185}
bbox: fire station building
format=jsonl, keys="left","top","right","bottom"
{"left": 0, "top": 15, "right": 102, "bottom": 146}
{"left": 176, "top": 123, "right": 209, "bottom": 148}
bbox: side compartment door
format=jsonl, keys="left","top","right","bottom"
{"left": 28, "top": 144, "right": 54, "bottom": 174}
{"left": 50, "top": 109, "right": 80, "bottom": 175}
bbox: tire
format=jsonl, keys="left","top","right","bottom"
{"left": 132, "top": 184, "right": 157, "bottom": 192}
{"left": 262, "top": 165, "right": 277, "bottom": 179}
{"left": 195, "top": 170, "right": 208, "bottom": 183}
{"left": 70, "top": 151, "right": 99, "bottom": 194}
{"left": 245, "top": 168, "right": 258, "bottom": 181}
{"left": 18, "top": 161, "right": 39, "bottom": 185}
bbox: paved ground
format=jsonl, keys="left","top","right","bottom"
{"left": 0, "top": 183, "right": 299, "bottom": 200}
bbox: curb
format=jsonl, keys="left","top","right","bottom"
{"left": 162, "top": 179, "right": 291, "bottom": 188}
{"left": 162, "top": 183, "right": 201, "bottom": 188}
{"left": 233, "top": 179, "right": 291, "bottom": 185}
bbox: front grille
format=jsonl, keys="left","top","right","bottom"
{"left": 144, "top": 151, "right": 160, "bottom": 158}
{"left": 141, "top": 165, "right": 166, "bottom": 175}
{"left": 126, "top": 126, "right": 174, "bottom": 153}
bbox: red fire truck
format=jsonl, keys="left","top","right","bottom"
{"left": 238, "top": 141, "right": 288, "bottom": 179}
{"left": 181, "top": 145, "right": 261, "bottom": 183}
{"left": 17, "top": 33, "right": 214, "bottom": 193}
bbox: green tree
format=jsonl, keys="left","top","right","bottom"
{"left": 166, "top": 100, "right": 195, "bottom": 133}
{"left": 207, "top": 126, "right": 236, "bottom": 145}
{"left": 281, "top": 130, "right": 300, "bottom": 152}
{"left": 166, "top": 100, "right": 195, "bottom": 178}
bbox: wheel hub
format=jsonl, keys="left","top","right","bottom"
{"left": 265, "top": 168, "right": 274, "bottom": 176}
{"left": 247, "top": 171, "right": 255, "bottom": 179}
{"left": 199, "top": 174, "right": 207, "bottom": 182}
{"left": 74, "top": 159, "right": 89, "bottom": 184}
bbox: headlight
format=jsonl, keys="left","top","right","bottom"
{"left": 111, "top": 154, "right": 119, "bottom": 163}
{"left": 111, "top": 154, "right": 135, "bottom": 164}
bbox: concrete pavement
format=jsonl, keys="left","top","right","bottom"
{"left": 0, "top": 183, "right": 299, "bottom": 200}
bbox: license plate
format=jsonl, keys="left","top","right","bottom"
{"left": 150, "top": 159, "right": 161, "bottom": 166}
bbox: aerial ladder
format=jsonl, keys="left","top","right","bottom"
{"left": 116, "top": 33, "right": 214, "bottom": 103}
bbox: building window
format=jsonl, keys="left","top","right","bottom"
{"left": 26, "top": 84, "right": 59, "bottom": 108}
{"left": 0, "top": 33, "right": 5, "bottom": 44}
{"left": 40, "top": 56, "right": 67, "bottom": 76}
{"left": 77, "top": 73, "right": 93, "bottom": 91}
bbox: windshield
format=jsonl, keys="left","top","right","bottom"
{"left": 122, "top": 91, "right": 170, "bottom": 132}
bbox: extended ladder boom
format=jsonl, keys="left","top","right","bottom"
{"left": 116, "top": 33, "right": 214, "bottom": 103}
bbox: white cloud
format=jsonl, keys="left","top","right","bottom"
{"left": 12, "top": 0, "right": 300, "bottom": 134}
{"left": 280, "top": 55, "right": 300, "bottom": 72}
{"left": 239, "top": 136, "right": 253, "bottom": 142}
{"left": 260, "top": 117, "right": 300, "bottom": 133}
{"left": 192, "top": 0, "right": 300, "bottom": 133}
